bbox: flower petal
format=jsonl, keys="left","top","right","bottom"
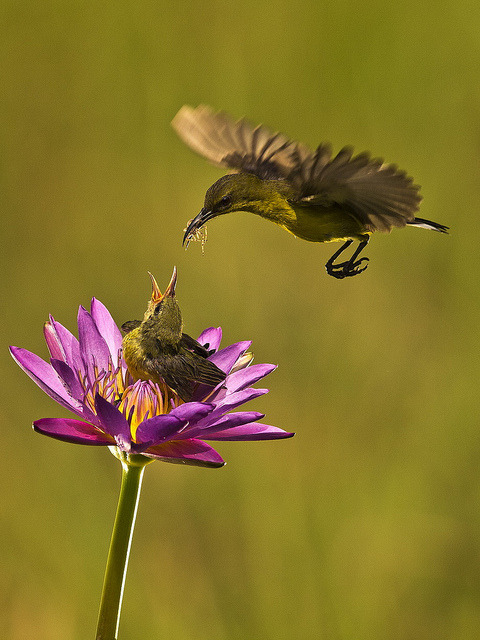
{"left": 135, "top": 402, "right": 215, "bottom": 446}
{"left": 10, "top": 347, "right": 84, "bottom": 415}
{"left": 44, "top": 316, "right": 83, "bottom": 372}
{"left": 196, "top": 327, "right": 222, "bottom": 352}
{"left": 77, "top": 306, "right": 111, "bottom": 381}
{"left": 43, "top": 320, "right": 66, "bottom": 360}
{"left": 210, "top": 388, "right": 269, "bottom": 415}
{"left": 208, "top": 341, "right": 251, "bottom": 373}
{"left": 144, "top": 439, "right": 225, "bottom": 468}
{"left": 135, "top": 414, "right": 183, "bottom": 447}
{"left": 225, "top": 364, "right": 277, "bottom": 392}
{"left": 201, "top": 422, "right": 295, "bottom": 441}
{"left": 94, "top": 394, "right": 131, "bottom": 450}
{"left": 50, "top": 359, "right": 86, "bottom": 403}
{"left": 34, "top": 418, "right": 114, "bottom": 445}
{"left": 168, "top": 402, "right": 215, "bottom": 423}
{"left": 197, "top": 411, "right": 265, "bottom": 434}
{"left": 90, "top": 298, "right": 123, "bottom": 366}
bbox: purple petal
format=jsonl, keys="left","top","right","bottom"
{"left": 196, "top": 327, "right": 222, "bottom": 352}
{"left": 185, "top": 411, "right": 263, "bottom": 440}
{"left": 34, "top": 418, "right": 114, "bottom": 445}
{"left": 49, "top": 359, "right": 98, "bottom": 423}
{"left": 208, "top": 341, "right": 251, "bottom": 374}
{"left": 135, "top": 402, "right": 215, "bottom": 446}
{"left": 168, "top": 402, "right": 215, "bottom": 423}
{"left": 201, "top": 422, "right": 295, "bottom": 441}
{"left": 135, "top": 414, "right": 183, "bottom": 447}
{"left": 198, "top": 411, "right": 265, "bottom": 434}
{"left": 43, "top": 320, "right": 66, "bottom": 360}
{"left": 225, "top": 364, "right": 276, "bottom": 392}
{"left": 94, "top": 394, "right": 131, "bottom": 450}
{"left": 44, "top": 317, "right": 83, "bottom": 372}
{"left": 10, "top": 347, "right": 85, "bottom": 415}
{"left": 90, "top": 298, "right": 123, "bottom": 366}
{"left": 143, "top": 439, "right": 225, "bottom": 468}
{"left": 77, "top": 306, "right": 111, "bottom": 381}
{"left": 210, "top": 388, "right": 268, "bottom": 415}
{"left": 50, "top": 359, "right": 85, "bottom": 402}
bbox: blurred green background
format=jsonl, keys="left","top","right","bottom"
{"left": 1, "top": 1, "right": 480, "bottom": 638}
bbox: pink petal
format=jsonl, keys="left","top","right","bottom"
{"left": 208, "top": 341, "right": 251, "bottom": 374}
{"left": 201, "top": 422, "right": 295, "bottom": 441}
{"left": 225, "top": 364, "right": 277, "bottom": 392}
{"left": 10, "top": 347, "right": 84, "bottom": 416}
{"left": 144, "top": 439, "right": 225, "bottom": 468}
{"left": 135, "top": 403, "right": 215, "bottom": 445}
{"left": 50, "top": 359, "right": 85, "bottom": 403}
{"left": 77, "top": 306, "right": 111, "bottom": 381}
{"left": 210, "top": 388, "right": 268, "bottom": 415}
{"left": 94, "top": 394, "right": 131, "bottom": 450}
{"left": 168, "top": 402, "right": 214, "bottom": 423}
{"left": 196, "top": 411, "right": 264, "bottom": 435}
{"left": 90, "top": 298, "right": 123, "bottom": 366}
{"left": 135, "top": 414, "right": 183, "bottom": 447}
{"left": 45, "top": 316, "right": 83, "bottom": 372}
{"left": 34, "top": 418, "right": 114, "bottom": 445}
{"left": 43, "top": 320, "right": 66, "bottom": 360}
{"left": 196, "top": 327, "right": 222, "bottom": 352}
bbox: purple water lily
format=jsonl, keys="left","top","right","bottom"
{"left": 10, "top": 299, "right": 292, "bottom": 468}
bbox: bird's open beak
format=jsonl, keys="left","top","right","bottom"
{"left": 183, "top": 208, "right": 216, "bottom": 247}
{"left": 148, "top": 267, "right": 177, "bottom": 303}
{"left": 162, "top": 266, "right": 177, "bottom": 298}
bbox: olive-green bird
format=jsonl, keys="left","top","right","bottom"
{"left": 121, "top": 268, "right": 225, "bottom": 402}
{"left": 172, "top": 105, "right": 448, "bottom": 279}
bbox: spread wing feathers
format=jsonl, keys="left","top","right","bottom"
{"left": 172, "top": 105, "right": 301, "bottom": 181}
{"left": 293, "top": 145, "right": 422, "bottom": 233}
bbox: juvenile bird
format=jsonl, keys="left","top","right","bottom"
{"left": 121, "top": 268, "right": 225, "bottom": 402}
{"left": 172, "top": 105, "right": 448, "bottom": 279}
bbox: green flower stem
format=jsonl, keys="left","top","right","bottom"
{"left": 95, "top": 460, "right": 147, "bottom": 640}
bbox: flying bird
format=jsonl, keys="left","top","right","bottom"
{"left": 172, "top": 105, "right": 448, "bottom": 279}
{"left": 121, "top": 268, "right": 225, "bottom": 402}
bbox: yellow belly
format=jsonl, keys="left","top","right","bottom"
{"left": 122, "top": 331, "right": 161, "bottom": 383}
{"left": 281, "top": 205, "right": 369, "bottom": 243}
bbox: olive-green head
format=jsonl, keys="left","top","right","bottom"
{"left": 143, "top": 268, "right": 182, "bottom": 339}
{"left": 183, "top": 173, "right": 290, "bottom": 245}
{"left": 122, "top": 268, "right": 183, "bottom": 347}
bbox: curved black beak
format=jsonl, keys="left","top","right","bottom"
{"left": 182, "top": 208, "right": 216, "bottom": 247}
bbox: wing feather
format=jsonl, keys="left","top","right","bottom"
{"left": 172, "top": 105, "right": 301, "bottom": 180}
{"left": 173, "top": 105, "right": 422, "bottom": 233}
{"left": 294, "top": 146, "right": 421, "bottom": 232}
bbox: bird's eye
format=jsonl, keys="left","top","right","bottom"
{"left": 218, "top": 195, "right": 232, "bottom": 209}
{"left": 154, "top": 302, "right": 163, "bottom": 315}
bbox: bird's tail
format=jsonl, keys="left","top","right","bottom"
{"left": 408, "top": 217, "right": 449, "bottom": 233}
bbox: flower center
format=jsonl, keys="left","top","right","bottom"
{"left": 118, "top": 379, "right": 182, "bottom": 440}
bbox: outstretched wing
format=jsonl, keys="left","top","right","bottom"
{"left": 291, "top": 145, "right": 422, "bottom": 232}
{"left": 172, "top": 105, "right": 303, "bottom": 181}
{"left": 172, "top": 104, "right": 422, "bottom": 233}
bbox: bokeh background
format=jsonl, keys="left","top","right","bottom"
{"left": 2, "top": 1, "right": 480, "bottom": 638}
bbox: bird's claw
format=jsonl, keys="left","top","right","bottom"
{"left": 326, "top": 257, "right": 369, "bottom": 279}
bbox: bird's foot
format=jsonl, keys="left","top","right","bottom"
{"left": 325, "top": 257, "right": 369, "bottom": 279}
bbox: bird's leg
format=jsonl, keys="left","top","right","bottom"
{"left": 325, "top": 240, "right": 369, "bottom": 279}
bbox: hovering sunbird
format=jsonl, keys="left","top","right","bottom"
{"left": 121, "top": 268, "right": 225, "bottom": 401}
{"left": 172, "top": 105, "right": 448, "bottom": 279}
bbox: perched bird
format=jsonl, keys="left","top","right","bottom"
{"left": 172, "top": 105, "right": 448, "bottom": 279}
{"left": 121, "top": 268, "right": 225, "bottom": 402}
